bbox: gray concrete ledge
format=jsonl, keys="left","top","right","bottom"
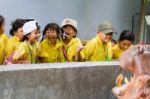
{"left": 0, "top": 61, "right": 129, "bottom": 99}
{"left": 0, "top": 61, "right": 120, "bottom": 72}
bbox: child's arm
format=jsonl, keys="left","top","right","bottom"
{"left": 12, "top": 44, "right": 30, "bottom": 64}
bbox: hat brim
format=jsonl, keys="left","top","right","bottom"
{"left": 101, "top": 29, "right": 114, "bottom": 34}
{"left": 62, "top": 24, "right": 77, "bottom": 32}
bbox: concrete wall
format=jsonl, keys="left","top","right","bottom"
{"left": 0, "top": 62, "right": 131, "bottom": 99}
{"left": 0, "top": 0, "right": 140, "bottom": 40}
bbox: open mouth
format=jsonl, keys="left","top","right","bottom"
{"left": 34, "top": 37, "right": 39, "bottom": 41}
{"left": 64, "top": 32, "right": 70, "bottom": 37}
{"left": 49, "top": 37, "right": 56, "bottom": 40}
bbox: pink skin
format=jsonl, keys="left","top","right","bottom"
{"left": 0, "top": 23, "right": 5, "bottom": 34}
{"left": 120, "top": 45, "right": 150, "bottom": 77}
{"left": 45, "top": 29, "right": 57, "bottom": 45}
{"left": 27, "top": 29, "right": 40, "bottom": 45}
{"left": 62, "top": 25, "right": 76, "bottom": 43}
{"left": 114, "top": 45, "right": 150, "bottom": 99}
{"left": 116, "top": 74, "right": 150, "bottom": 99}
{"left": 119, "top": 40, "right": 132, "bottom": 51}
{"left": 14, "top": 27, "right": 24, "bottom": 40}
{"left": 98, "top": 32, "right": 112, "bottom": 43}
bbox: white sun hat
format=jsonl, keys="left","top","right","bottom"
{"left": 23, "top": 21, "right": 37, "bottom": 35}
{"left": 61, "top": 18, "right": 77, "bottom": 31}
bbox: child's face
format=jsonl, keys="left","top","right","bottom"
{"left": 119, "top": 40, "right": 132, "bottom": 51}
{"left": 28, "top": 29, "right": 40, "bottom": 43}
{"left": 46, "top": 28, "right": 57, "bottom": 43}
{"left": 15, "top": 27, "right": 24, "bottom": 40}
{"left": 99, "top": 32, "right": 112, "bottom": 43}
{"left": 63, "top": 25, "right": 76, "bottom": 40}
{"left": 0, "top": 22, "right": 5, "bottom": 34}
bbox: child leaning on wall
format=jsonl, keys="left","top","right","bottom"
{"left": 112, "top": 30, "right": 135, "bottom": 60}
{"left": 38, "top": 23, "right": 65, "bottom": 63}
{"left": 0, "top": 15, "right": 8, "bottom": 65}
{"left": 60, "top": 18, "right": 82, "bottom": 62}
{"left": 12, "top": 21, "right": 40, "bottom": 64}
{"left": 4, "top": 19, "right": 26, "bottom": 64}
{"left": 77, "top": 21, "right": 115, "bottom": 61}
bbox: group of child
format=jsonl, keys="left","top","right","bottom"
{"left": 0, "top": 14, "right": 135, "bottom": 64}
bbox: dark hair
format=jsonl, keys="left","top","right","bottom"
{"left": 119, "top": 30, "right": 135, "bottom": 43}
{"left": 42, "top": 23, "right": 60, "bottom": 41}
{"left": 10, "top": 19, "right": 26, "bottom": 36}
{"left": 0, "top": 15, "right": 5, "bottom": 27}
{"left": 21, "top": 34, "right": 28, "bottom": 41}
{"left": 62, "top": 25, "right": 77, "bottom": 32}
{"left": 36, "top": 22, "right": 40, "bottom": 31}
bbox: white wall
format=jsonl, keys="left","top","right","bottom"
{"left": 0, "top": 0, "right": 140, "bottom": 40}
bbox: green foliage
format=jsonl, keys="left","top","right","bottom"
{"left": 144, "top": 0, "right": 150, "bottom": 4}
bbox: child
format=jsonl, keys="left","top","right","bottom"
{"left": 12, "top": 21, "right": 40, "bottom": 64}
{"left": 5, "top": 19, "right": 26, "bottom": 64}
{"left": 112, "top": 30, "right": 134, "bottom": 60}
{"left": 60, "top": 18, "right": 82, "bottom": 62}
{"left": 39, "top": 23, "right": 65, "bottom": 63}
{"left": 0, "top": 15, "right": 8, "bottom": 64}
{"left": 78, "top": 21, "right": 114, "bottom": 61}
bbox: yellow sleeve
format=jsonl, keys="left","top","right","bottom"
{"left": 81, "top": 40, "right": 95, "bottom": 60}
{"left": 112, "top": 44, "right": 123, "bottom": 60}
{"left": 112, "top": 44, "right": 118, "bottom": 59}
{"left": 13, "top": 44, "right": 26, "bottom": 60}
{"left": 38, "top": 51, "right": 49, "bottom": 57}
{"left": 67, "top": 45, "right": 76, "bottom": 61}
{"left": 3, "top": 34, "right": 8, "bottom": 42}
{"left": 58, "top": 47, "right": 65, "bottom": 62}
{"left": 35, "top": 42, "right": 40, "bottom": 52}
{"left": 38, "top": 42, "right": 49, "bottom": 58}
{"left": 67, "top": 38, "right": 83, "bottom": 61}
{"left": 0, "top": 34, "right": 8, "bottom": 64}
{"left": 3, "top": 34, "right": 8, "bottom": 51}
{"left": 5, "top": 40, "right": 13, "bottom": 56}
{"left": 38, "top": 41, "right": 48, "bottom": 63}
{"left": 107, "top": 42, "right": 113, "bottom": 60}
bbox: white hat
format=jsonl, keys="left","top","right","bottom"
{"left": 23, "top": 21, "right": 37, "bottom": 35}
{"left": 61, "top": 18, "right": 77, "bottom": 31}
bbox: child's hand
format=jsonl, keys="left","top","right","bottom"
{"left": 77, "top": 45, "right": 84, "bottom": 52}
{"left": 75, "top": 45, "right": 84, "bottom": 62}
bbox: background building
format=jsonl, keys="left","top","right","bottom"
{"left": 0, "top": 0, "right": 149, "bottom": 42}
